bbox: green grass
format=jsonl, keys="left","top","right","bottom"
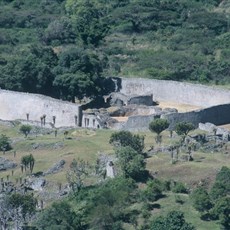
{"left": 0, "top": 123, "right": 229, "bottom": 229}
{"left": 153, "top": 193, "right": 220, "bottom": 230}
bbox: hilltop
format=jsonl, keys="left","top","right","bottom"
{"left": 0, "top": 0, "right": 230, "bottom": 102}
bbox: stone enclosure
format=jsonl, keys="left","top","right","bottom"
{"left": 0, "top": 78, "right": 230, "bottom": 130}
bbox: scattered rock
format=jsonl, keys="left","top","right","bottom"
{"left": 27, "top": 177, "right": 46, "bottom": 191}
{"left": 53, "top": 142, "right": 64, "bottom": 149}
{"left": 0, "top": 157, "right": 17, "bottom": 171}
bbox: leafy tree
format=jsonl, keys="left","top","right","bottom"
{"left": 87, "top": 177, "right": 136, "bottom": 230}
{"left": 211, "top": 197, "right": 230, "bottom": 230}
{"left": 35, "top": 201, "right": 84, "bottom": 230}
{"left": 0, "top": 46, "right": 58, "bottom": 97}
{"left": 210, "top": 166, "right": 230, "bottom": 201}
{"left": 53, "top": 47, "right": 106, "bottom": 101}
{"left": 150, "top": 210, "right": 195, "bottom": 230}
{"left": 190, "top": 187, "right": 212, "bottom": 213}
{"left": 149, "top": 118, "right": 169, "bottom": 144}
{"left": 141, "top": 179, "right": 163, "bottom": 202}
{"left": 43, "top": 17, "right": 76, "bottom": 45}
{"left": 20, "top": 124, "right": 32, "bottom": 138}
{"left": 109, "top": 130, "right": 144, "bottom": 154}
{"left": 210, "top": 182, "right": 227, "bottom": 201}
{"left": 115, "top": 146, "right": 145, "bottom": 180}
{"left": 175, "top": 122, "right": 195, "bottom": 142}
{"left": 66, "top": 0, "right": 109, "bottom": 46}
{"left": 171, "top": 182, "right": 188, "bottom": 194}
{"left": 66, "top": 158, "right": 90, "bottom": 192}
{"left": 21, "top": 154, "right": 35, "bottom": 173}
{"left": 0, "top": 134, "right": 11, "bottom": 152}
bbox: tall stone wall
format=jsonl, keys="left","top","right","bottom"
{"left": 163, "top": 103, "right": 230, "bottom": 129}
{"left": 119, "top": 78, "right": 230, "bottom": 107}
{"left": 0, "top": 90, "right": 80, "bottom": 127}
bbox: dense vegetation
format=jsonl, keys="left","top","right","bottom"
{"left": 0, "top": 0, "right": 230, "bottom": 101}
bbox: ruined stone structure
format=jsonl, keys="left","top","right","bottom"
{"left": 117, "top": 78, "right": 230, "bottom": 130}
{"left": 120, "top": 78, "right": 230, "bottom": 107}
{"left": 1, "top": 78, "right": 230, "bottom": 130}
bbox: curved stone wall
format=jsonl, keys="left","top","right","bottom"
{"left": 116, "top": 78, "right": 230, "bottom": 130}
{"left": 0, "top": 89, "right": 80, "bottom": 127}
{"left": 1, "top": 78, "right": 230, "bottom": 130}
{"left": 120, "top": 78, "right": 230, "bottom": 107}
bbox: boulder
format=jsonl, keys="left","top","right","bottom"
{"left": 27, "top": 177, "right": 46, "bottom": 191}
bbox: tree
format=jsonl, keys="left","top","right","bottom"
{"left": 88, "top": 177, "right": 136, "bottom": 230}
{"left": 141, "top": 179, "right": 163, "bottom": 202}
{"left": 21, "top": 154, "right": 35, "bottom": 173}
{"left": 175, "top": 122, "right": 195, "bottom": 146}
{"left": 175, "top": 122, "right": 195, "bottom": 142}
{"left": 66, "top": 158, "right": 90, "bottom": 192}
{"left": 211, "top": 197, "right": 230, "bottom": 229}
{"left": 150, "top": 210, "right": 195, "bottom": 230}
{"left": 109, "top": 130, "right": 144, "bottom": 154}
{"left": 190, "top": 187, "right": 212, "bottom": 213}
{"left": 6, "top": 193, "right": 37, "bottom": 229}
{"left": 0, "top": 134, "right": 11, "bottom": 153}
{"left": 115, "top": 146, "right": 145, "bottom": 180}
{"left": 66, "top": 0, "right": 109, "bottom": 46}
{"left": 19, "top": 124, "right": 32, "bottom": 138}
{"left": 35, "top": 201, "right": 84, "bottom": 230}
{"left": 210, "top": 166, "right": 230, "bottom": 201}
{"left": 149, "top": 118, "right": 169, "bottom": 144}
{"left": 53, "top": 47, "right": 105, "bottom": 101}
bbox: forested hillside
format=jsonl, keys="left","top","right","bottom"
{"left": 0, "top": 0, "right": 230, "bottom": 100}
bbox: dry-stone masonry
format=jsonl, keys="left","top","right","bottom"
{"left": 117, "top": 78, "right": 230, "bottom": 130}
{"left": 120, "top": 78, "right": 230, "bottom": 107}
{"left": 0, "top": 89, "right": 81, "bottom": 127}
{"left": 1, "top": 78, "right": 230, "bottom": 130}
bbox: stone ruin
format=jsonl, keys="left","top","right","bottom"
{"left": 1, "top": 77, "right": 230, "bottom": 131}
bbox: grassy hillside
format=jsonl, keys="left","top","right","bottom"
{"left": 0, "top": 121, "right": 229, "bottom": 229}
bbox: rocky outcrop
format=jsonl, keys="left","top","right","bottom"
{"left": 0, "top": 157, "right": 17, "bottom": 171}
{"left": 26, "top": 177, "right": 46, "bottom": 191}
{"left": 43, "top": 159, "right": 65, "bottom": 176}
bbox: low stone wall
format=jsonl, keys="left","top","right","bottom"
{"left": 119, "top": 78, "right": 230, "bottom": 107}
{"left": 0, "top": 89, "right": 81, "bottom": 127}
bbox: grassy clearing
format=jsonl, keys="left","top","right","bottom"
{"left": 1, "top": 124, "right": 229, "bottom": 189}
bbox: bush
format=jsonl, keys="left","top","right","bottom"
{"left": 0, "top": 134, "right": 12, "bottom": 152}
{"left": 171, "top": 182, "right": 188, "bottom": 194}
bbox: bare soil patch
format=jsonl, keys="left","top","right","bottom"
{"left": 157, "top": 101, "right": 202, "bottom": 112}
